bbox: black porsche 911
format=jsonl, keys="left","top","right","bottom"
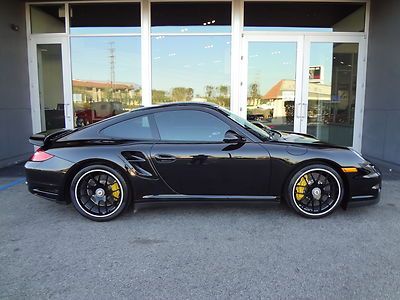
{"left": 25, "top": 103, "right": 381, "bottom": 221}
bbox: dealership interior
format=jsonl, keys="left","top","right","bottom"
{"left": 1, "top": 0, "right": 399, "bottom": 170}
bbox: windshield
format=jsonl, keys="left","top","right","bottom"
{"left": 219, "top": 107, "right": 272, "bottom": 141}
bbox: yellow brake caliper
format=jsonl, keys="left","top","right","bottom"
{"left": 295, "top": 175, "right": 308, "bottom": 201}
{"left": 110, "top": 182, "right": 120, "bottom": 201}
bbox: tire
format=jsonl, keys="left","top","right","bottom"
{"left": 70, "top": 165, "right": 130, "bottom": 221}
{"left": 286, "top": 164, "right": 344, "bottom": 219}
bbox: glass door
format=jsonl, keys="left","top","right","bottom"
{"left": 303, "top": 36, "right": 365, "bottom": 149}
{"left": 30, "top": 37, "right": 73, "bottom": 132}
{"left": 242, "top": 34, "right": 365, "bottom": 150}
{"left": 241, "top": 35, "right": 304, "bottom": 132}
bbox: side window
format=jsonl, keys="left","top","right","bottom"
{"left": 154, "top": 110, "right": 230, "bottom": 142}
{"left": 101, "top": 115, "right": 153, "bottom": 140}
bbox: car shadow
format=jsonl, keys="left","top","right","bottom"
{"left": 127, "top": 201, "right": 289, "bottom": 217}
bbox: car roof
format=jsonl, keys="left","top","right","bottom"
{"left": 58, "top": 102, "right": 230, "bottom": 142}
{"left": 129, "top": 102, "right": 221, "bottom": 113}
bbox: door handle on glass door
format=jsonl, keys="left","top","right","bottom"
{"left": 65, "top": 103, "right": 71, "bottom": 119}
{"left": 154, "top": 154, "right": 176, "bottom": 163}
{"left": 296, "top": 103, "right": 302, "bottom": 118}
{"left": 302, "top": 103, "right": 308, "bottom": 119}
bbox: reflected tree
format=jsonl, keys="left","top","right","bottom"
{"left": 205, "top": 85, "right": 214, "bottom": 98}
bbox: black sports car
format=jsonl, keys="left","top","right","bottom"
{"left": 25, "top": 103, "right": 381, "bottom": 221}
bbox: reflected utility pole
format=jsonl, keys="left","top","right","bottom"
{"left": 109, "top": 42, "right": 116, "bottom": 100}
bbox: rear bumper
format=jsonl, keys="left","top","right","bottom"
{"left": 25, "top": 156, "right": 74, "bottom": 203}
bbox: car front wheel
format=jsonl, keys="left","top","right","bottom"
{"left": 70, "top": 165, "right": 129, "bottom": 221}
{"left": 287, "top": 164, "right": 344, "bottom": 218}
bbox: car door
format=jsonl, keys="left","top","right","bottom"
{"left": 150, "top": 108, "right": 271, "bottom": 196}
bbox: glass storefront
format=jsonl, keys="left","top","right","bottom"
{"left": 247, "top": 42, "right": 297, "bottom": 131}
{"left": 70, "top": 37, "right": 141, "bottom": 127}
{"left": 36, "top": 44, "right": 65, "bottom": 131}
{"left": 152, "top": 36, "right": 231, "bottom": 108}
{"left": 27, "top": 1, "right": 367, "bottom": 149}
{"left": 307, "top": 42, "right": 359, "bottom": 146}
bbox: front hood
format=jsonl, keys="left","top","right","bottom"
{"left": 279, "top": 131, "right": 323, "bottom": 144}
{"left": 276, "top": 131, "right": 348, "bottom": 149}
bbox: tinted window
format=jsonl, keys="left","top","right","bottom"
{"left": 30, "top": 4, "right": 66, "bottom": 34}
{"left": 70, "top": 3, "right": 141, "bottom": 34}
{"left": 151, "top": 2, "right": 231, "bottom": 33}
{"left": 244, "top": 2, "right": 365, "bottom": 32}
{"left": 154, "top": 110, "right": 230, "bottom": 142}
{"left": 101, "top": 116, "right": 153, "bottom": 140}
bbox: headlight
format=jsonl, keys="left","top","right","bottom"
{"left": 362, "top": 163, "right": 381, "bottom": 178}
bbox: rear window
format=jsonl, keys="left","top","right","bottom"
{"left": 101, "top": 116, "right": 153, "bottom": 140}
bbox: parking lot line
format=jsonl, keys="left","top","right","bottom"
{"left": 0, "top": 177, "right": 25, "bottom": 191}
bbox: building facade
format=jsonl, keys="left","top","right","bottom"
{"left": 0, "top": 0, "right": 399, "bottom": 170}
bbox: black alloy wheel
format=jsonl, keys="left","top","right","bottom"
{"left": 70, "top": 165, "right": 129, "bottom": 221}
{"left": 287, "top": 164, "right": 344, "bottom": 218}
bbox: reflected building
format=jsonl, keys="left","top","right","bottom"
{"left": 72, "top": 80, "right": 141, "bottom": 108}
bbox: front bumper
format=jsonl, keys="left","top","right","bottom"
{"left": 346, "top": 163, "right": 382, "bottom": 207}
{"left": 25, "top": 156, "right": 74, "bottom": 203}
{"left": 347, "top": 189, "right": 381, "bottom": 207}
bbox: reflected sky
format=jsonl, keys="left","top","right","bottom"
{"left": 70, "top": 35, "right": 335, "bottom": 97}
{"left": 248, "top": 42, "right": 333, "bottom": 95}
{"left": 152, "top": 36, "right": 231, "bottom": 96}
{"left": 71, "top": 37, "right": 141, "bottom": 86}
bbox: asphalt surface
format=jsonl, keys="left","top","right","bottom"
{"left": 1, "top": 164, "right": 400, "bottom": 299}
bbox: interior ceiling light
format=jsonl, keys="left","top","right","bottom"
{"left": 203, "top": 20, "right": 217, "bottom": 26}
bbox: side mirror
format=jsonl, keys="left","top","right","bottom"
{"left": 251, "top": 121, "right": 265, "bottom": 129}
{"left": 251, "top": 121, "right": 273, "bottom": 133}
{"left": 223, "top": 130, "right": 245, "bottom": 144}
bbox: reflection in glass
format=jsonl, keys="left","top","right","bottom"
{"left": 152, "top": 36, "right": 231, "bottom": 108}
{"left": 36, "top": 44, "right": 65, "bottom": 130}
{"left": 151, "top": 2, "right": 231, "bottom": 33}
{"left": 247, "top": 42, "right": 297, "bottom": 131}
{"left": 307, "top": 43, "right": 359, "bottom": 146}
{"left": 244, "top": 2, "right": 366, "bottom": 32}
{"left": 30, "top": 4, "right": 66, "bottom": 34}
{"left": 69, "top": 3, "right": 141, "bottom": 34}
{"left": 70, "top": 37, "right": 141, "bottom": 127}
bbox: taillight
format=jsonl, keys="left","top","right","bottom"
{"left": 29, "top": 148, "right": 54, "bottom": 162}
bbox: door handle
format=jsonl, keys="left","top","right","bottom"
{"left": 65, "top": 103, "right": 71, "bottom": 119}
{"left": 296, "top": 102, "right": 302, "bottom": 118}
{"left": 302, "top": 103, "right": 308, "bottom": 119}
{"left": 154, "top": 154, "right": 176, "bottom": 163}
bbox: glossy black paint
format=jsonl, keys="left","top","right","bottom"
{"left": 25, "top": 103, "right": 381, "bottom": 208}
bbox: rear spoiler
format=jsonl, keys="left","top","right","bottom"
{"left": 29, "top": 129, "right": 73, "bottom": 147}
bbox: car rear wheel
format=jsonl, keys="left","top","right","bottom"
{"left": 287, "top": 164, "right": 344, "bottom": 218}
{"left": 70, "top": 165, "right": 129, "bottom": 221}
